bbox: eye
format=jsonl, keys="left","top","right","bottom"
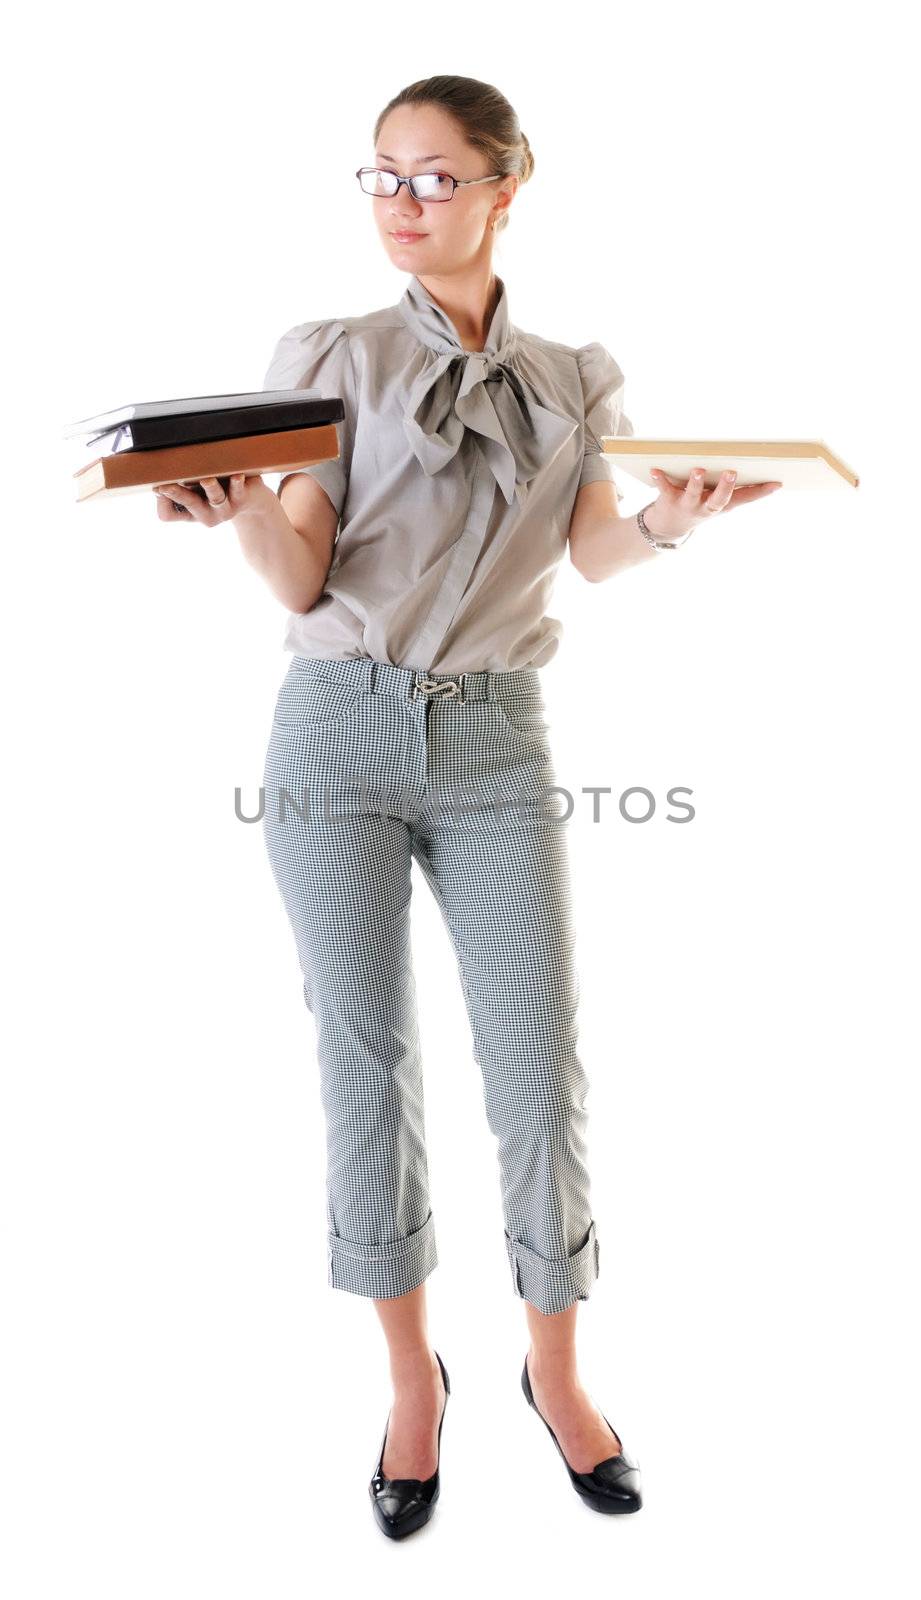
{"left": 413, "top": 172, "right": 454, "bottom": 198}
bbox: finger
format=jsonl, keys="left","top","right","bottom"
{"left": 199, "top": 475, "right": 229, "bottom": 509}
{"left": 651, "top": 469, "right": 682, "bottom": 491}
{"left": 154, "top": 491, "right": 188, "bottom": 519}
{"left": 157, "top": 481, "right": 195, "bottom": 500}
{"left": 703, "top": 469, "right": 738, "bottom": 513}
{"left": 229, "top": 474, "right": 247, "bottom": 500}
{"left": 680, "top": 467, "right": 707, "bottom": 509}
{"left": 153, "top": 484, "right": 186, "bottom": 510}
{"left": 720, "top": 483, "right": 783, "bottom": 508}
{"left": 724, "top": 479, "right": 782, "bottom": 494}
{"left": 156, "top": 482, "right": 204, "bottom": 518}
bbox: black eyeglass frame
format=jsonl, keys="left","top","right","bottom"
{"left": 355, "top": 166, "right": 505, "bottom": 202}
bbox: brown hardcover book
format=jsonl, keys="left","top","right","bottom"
{"left": 72, "top": 423, "right": 340, "bottom": 501}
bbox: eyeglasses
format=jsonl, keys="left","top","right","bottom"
{"left": 355, "top": 166, "right": 504, "bottom": 202}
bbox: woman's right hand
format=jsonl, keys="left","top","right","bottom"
{"left": 151, "top": 473, "right": 277, "bottom": 525}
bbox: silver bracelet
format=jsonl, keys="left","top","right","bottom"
{"left": 636, "top": 503, "right": 694, "bottom": 551}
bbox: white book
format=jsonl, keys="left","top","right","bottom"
{"left": 601, "top": 438, "right": 858, "bottom": 491}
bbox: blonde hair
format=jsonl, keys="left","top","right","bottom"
{"left": 373, "top": 75, "right": 533, "bottom": 235}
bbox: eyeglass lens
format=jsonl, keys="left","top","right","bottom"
{"left": 360, "top": 169, "right": 454, "bottom": 201}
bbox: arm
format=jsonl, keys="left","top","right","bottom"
{"left": 233, "top": 474, "right": 338, "bottom": 612}
{"left": 567, "top": 480, "right": 663, "bottom": 583}
{"left": 568, "top": 468, "right": 782, "bottom": 582}
{"left": 570, "top": 341, "right": 657, "bottom": 581}
{"left": 246, "top": 315, "right": 355, "bottom": 609}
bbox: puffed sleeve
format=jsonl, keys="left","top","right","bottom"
{"left": 261, "top": 318, "right": 357, "bottom": 517}
{"left": 575, "top": 341, "right": 634, "bottom": 496}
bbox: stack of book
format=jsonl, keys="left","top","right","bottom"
{"left": 64, "top": 389, "right": 343, "bottom": 501}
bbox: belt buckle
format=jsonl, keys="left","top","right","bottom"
{"left": 411, "top": 672, "right": 468, "bottom": 702}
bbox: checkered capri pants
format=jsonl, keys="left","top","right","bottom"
{"left": 261, "top": 654, "right": 600, "bottom": 1317}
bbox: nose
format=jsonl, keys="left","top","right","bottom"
{"left": 388, "top": 202, "right": 423, "bottom": 223}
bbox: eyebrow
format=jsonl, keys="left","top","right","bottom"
{"left": 375, "top": 153, "right": 449, "bottom": 166}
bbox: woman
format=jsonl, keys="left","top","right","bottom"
{"left": 153, "top": 75, "right": 781, "bottom": 1539}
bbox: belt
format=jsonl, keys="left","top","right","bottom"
{"left": 410, "top": 672, "right": 470, "bottom": 702}
{"left": 290, "top": 655, "right": 540, "bottom": 705}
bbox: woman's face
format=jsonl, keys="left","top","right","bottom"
{"left": 369, "top": 105, "right": 516, "bottom": 273}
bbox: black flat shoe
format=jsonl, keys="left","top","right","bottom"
{"left": 369, "top": 1349, "right": 450, "bottom": 1539}
{"left": 521, "top": 1351, "right": 643, "bottom": 1514}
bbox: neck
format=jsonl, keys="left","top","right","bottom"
{"left": 416, "top": 264, "right": 500, "bottom": 352}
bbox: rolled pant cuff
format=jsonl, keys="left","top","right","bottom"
{"left": 505, "top": 1219, "right": 600, "bottom": 1315}
{"left": 327, "top": 1209, "right": 438, "bottom": 1299}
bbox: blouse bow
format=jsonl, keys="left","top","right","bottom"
{"left": 397, "top": 274, "right": 577, "bottom": 507}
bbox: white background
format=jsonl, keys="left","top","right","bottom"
{"left": 4, "top": 1, "right": 919, "bottom": 1594}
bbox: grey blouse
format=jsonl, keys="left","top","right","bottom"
{"left": 262, "top": 272, "right": 633, "bottom": 673}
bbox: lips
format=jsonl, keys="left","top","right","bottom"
{"left": 391, "top": 231, "right": 426, "bottom": 240}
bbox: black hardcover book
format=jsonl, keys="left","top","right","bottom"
{"left": 64, "top": 390, "right": 344, "bottom": 454}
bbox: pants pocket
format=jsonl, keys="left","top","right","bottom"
{"left": 272, "top": 674, "right": 366, "bottom": 729}
{"left": 496, "top": 690, "right": 548, "bottom": 740}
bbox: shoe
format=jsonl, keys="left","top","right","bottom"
{"left": 369, "top": 1349, "right": 450, "bottom": 1539}
{"left": 521, "top": 1351, "right": 643, "bottom": 1514}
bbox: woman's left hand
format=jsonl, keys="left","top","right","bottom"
{"left": 644, "top": 466, "right": 782, "bottom": 542}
